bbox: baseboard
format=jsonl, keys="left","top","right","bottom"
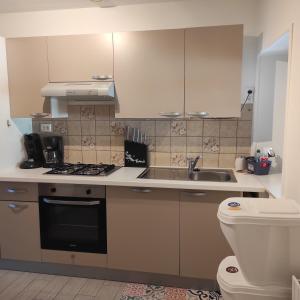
{"left": 0, "top": 259, "right": 218, "bottom": 290}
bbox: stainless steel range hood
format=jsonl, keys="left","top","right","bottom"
{"left": 41, "top": 81, "right": 115, "bottom": 104}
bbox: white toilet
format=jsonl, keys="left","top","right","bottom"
{"left": 217, "top": 256, "right": 291, "bottom": 300}
{"left": 217, "top": 197, "right": 300, "bottom": 287}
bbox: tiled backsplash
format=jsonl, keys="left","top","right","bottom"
{"left": 32, "top": 104, "right": 253, "bottom": 168}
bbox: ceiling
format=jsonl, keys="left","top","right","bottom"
{"left": 0, "top": 0, "right": 181, "bottom": 13}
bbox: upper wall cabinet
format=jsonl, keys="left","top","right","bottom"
{"left": 185, "top": 25, "right": 243, "bottom": 118}
{"left": 6, "top": 37, "right": 49, "bottom": 118}
{"left": 114, "top": 30, "right": 185, "bottom": 118}
{"left": 47, "top": 34, "right": 113, "bottom": 82}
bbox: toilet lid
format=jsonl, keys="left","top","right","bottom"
{"left": 218, "top": 197, "right": 300, "bottom": 226}
{"left": 217, "top": 256, "right": 291, "bottom": 297}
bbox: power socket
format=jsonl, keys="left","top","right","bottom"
{"left": 40, "top": 123, "right": 52, "bottom": 133}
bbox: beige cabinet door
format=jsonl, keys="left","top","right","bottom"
{"left": 180, "top": 190, "right": 240, "bottom": 279}
{"left": 47, "top": 34, "right": 113, "bottom": 82}
{"left": 114, "top": 29, "right": 184, "bottom": 118}
{"left": 6, "top": 37, "right": 49, "bottom": 117}
{"left": 185, "top": 25, "right": 243, "bottom": 118}
{"left": 0, "top": 201, "right": 41, "bottom": 261}
{"left": 107, "top": 187, "right": 180, "bottom": 275}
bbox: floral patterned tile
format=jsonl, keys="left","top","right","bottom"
{"left": 82, "top": 136, "right": 96, "bottom": 150}
{"left": 81, "top": 105, "right": 95, "bottom": 120}
{"left": 171, "top": 121, "right": 186, "bottom": 136}
{"left": 111, "top": 121, "right": 125, "bottom": 136}
{"left": 171, "top": 153, "right": 187, "bottom": 167}
{"left": 203, "top": 137, "right": 220, "bottom": 153}
{"left": 53, "top": 120, "right": 67, "bottom": 136}
{"left": 111, "top": 151, "right": 124, "bottom": 166}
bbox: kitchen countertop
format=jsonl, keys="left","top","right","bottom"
{"left": 257, "top": 173, "right": 282, "bottom": 198}
{"left": 0, "top": 167, "right": 266, "bottom": 193}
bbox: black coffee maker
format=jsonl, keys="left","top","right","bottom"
{"left": 20, "top": 133, "right": 45, "bottom": 169}
{"left": 42, "top": 136, "right": 64, "bottom": 168}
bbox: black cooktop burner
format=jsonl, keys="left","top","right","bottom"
{"left": 44, "top": 163, "right": 118, "bottom": 176}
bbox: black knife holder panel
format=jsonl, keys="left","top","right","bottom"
{"left": 124, "top": 140, "right": 148, "bottom": 167}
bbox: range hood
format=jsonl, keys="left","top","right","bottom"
{"left": 41, "top": 81, "right": 115, "bottom": 104}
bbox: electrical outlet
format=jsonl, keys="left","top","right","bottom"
{"left": 40, "top": 123, "right": 52, "bottom": 133}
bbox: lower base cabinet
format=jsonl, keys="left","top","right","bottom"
{"left": 107, "top": 187, "right": 180, "bottom": 275}
{"left": 180, "top": 190, "right": 240, "bottom": 279}
{"left": 41, "top": 250, "right": 107, "bottom": 267}
{"left": 0, "top": 201, "right": 41, "bottom": 262}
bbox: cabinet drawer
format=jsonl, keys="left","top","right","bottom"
{"left": 0, "top": 182, "right": 38, "bottom": 202}
{"left": 42, "top": 250, "right": 107, "bottom": 268}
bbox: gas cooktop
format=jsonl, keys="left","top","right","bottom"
{"left": 44, "top": 163, "right": 119, "bottom": 176}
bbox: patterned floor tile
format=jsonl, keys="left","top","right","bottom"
{"left": 118, "top": 283, "right": 222, "bottom": 300}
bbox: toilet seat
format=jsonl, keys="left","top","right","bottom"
{"left": 217, "top": 256, "right": 291, "bottom": 299}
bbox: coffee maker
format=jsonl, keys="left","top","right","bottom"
{"left": 42, "top": 136, "right": 64, "bottom": 168}
{"left": 20, "top": 133, "right": 45, "bottom": 169}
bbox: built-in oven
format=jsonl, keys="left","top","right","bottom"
{"left": 39, "top": 184, "right": 107, "bottom": 254}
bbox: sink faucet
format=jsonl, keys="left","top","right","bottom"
{"left": 188, "top": 156, "right": 201, "bottom": 174}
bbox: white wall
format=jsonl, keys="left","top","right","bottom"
{"left": 257, "top": 0, "right": 300, "bottom": 201}
{"left": 253, "top": 52, "right": 288, "bottom": 143}
{"left": 0, "top": 0, "right": 259, "bottom": 38}
{"left": 242, "top": 36, "right": 259, "bottom": 101}
{"left": 0, "top": 37, "right": 28, "bottom": 169}
{"left": 272, "top": 61, "right": 288, "bottom": 159}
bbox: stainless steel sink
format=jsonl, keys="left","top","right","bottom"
{"left": 188, "top": 170, "right": 236, "bottom": 182}
{"left": 138, "top": 168, "right": 237, "bottom": 183}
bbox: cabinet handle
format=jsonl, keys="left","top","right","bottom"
{"left": 159, "top": 112, "right": 182, "bottom": 118}
{"left": 30, "top": 113, "right": 50, "bottom": 118}
{"left": 6, "top": 188, "right": 27, "bottom": 194}
{"left": 8, "top": 203, "right": 28, "bottom": 210}
{"left": 187, "top": 112, "right": 209, "bottom": 118}
{"left": 131, "top": 188, "right": 152, "bottom": 193}
{"left": 183, "top": 192, "right": 207, "bottom": 197}
{"left": 91, "top": 75, "right": 112, "bottom": 80}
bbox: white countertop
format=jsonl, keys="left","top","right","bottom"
{"left": 0, "top": 167, "right": 266, "bottom": 193}
{"left": 257, "top": 173, "right": 282, "bottom": 198}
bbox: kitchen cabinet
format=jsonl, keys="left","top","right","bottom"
{"left": 41, "top": 250, "right": 107, "bottom": 267}
{"left": 114, "top": 29, "right": 185, "bottom": 118}
{"left": 107, "top": 186, "right": 180, "bottom": 275}
{"left": 6, "top": 37, "right": 49, "bottom": 117}
{"left": 0, "top": 201, "right": 41, "bottom": 261}
{"left": 0, "top": 182, "right": 38, "bottom": 202}
{"left": 185, "top": 25, "right": 243, "bottom": 118}
{"left": 180, "top": 190, "right": 240, "bottom": 279}
{"left": 47, "top": 34, "right": 113, "bottom": 82}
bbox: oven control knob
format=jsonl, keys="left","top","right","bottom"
{"left": 50, "top": 187, "right": 56, "bottom": 193}
{"left": 86, "top": 189, "right": 92, "bottom": 195}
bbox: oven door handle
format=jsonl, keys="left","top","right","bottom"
{"left": 42, "top": 198, "right": 101, "bottom": 206}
